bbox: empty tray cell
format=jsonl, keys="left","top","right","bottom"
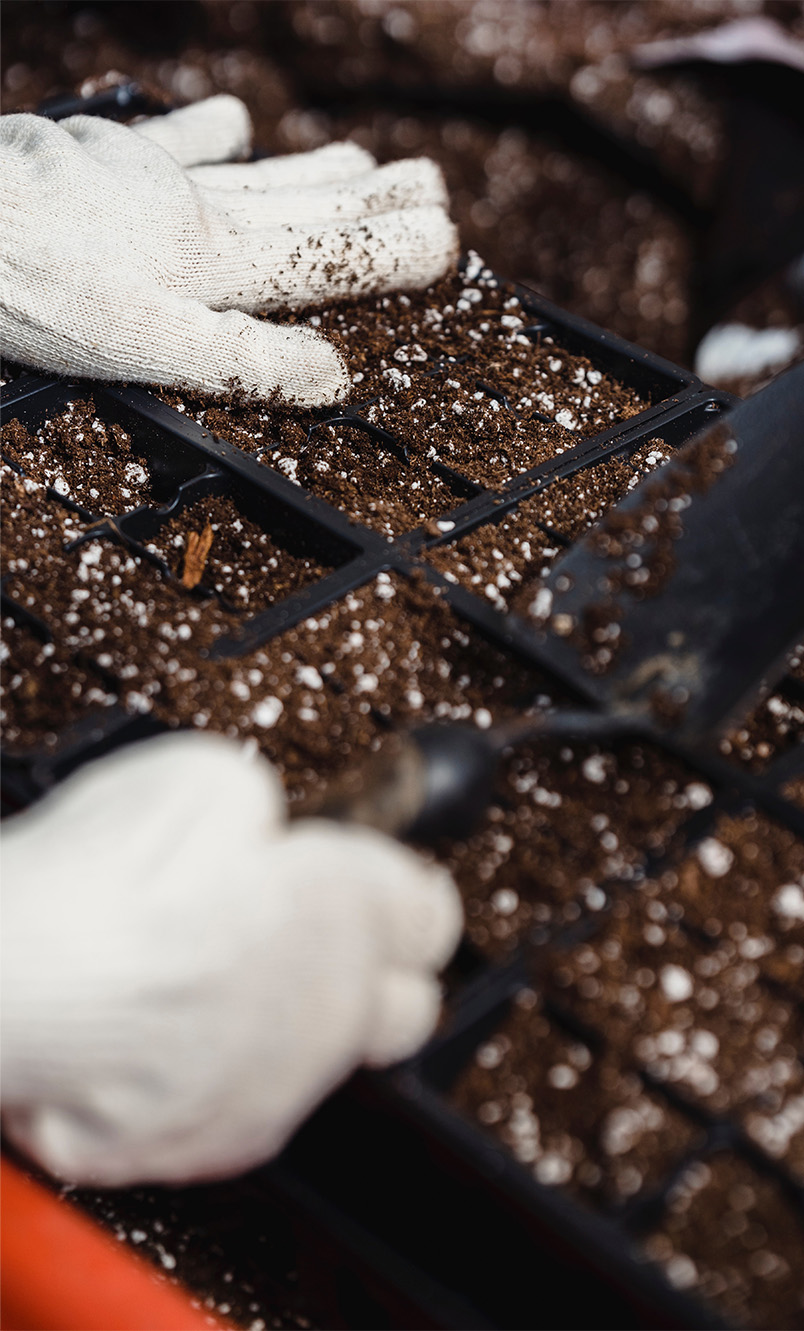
{"left": 281, "top": 570, "right": 546, "bottom": 728}
{"left": 544, "top": 894, "right": 804, "bottom": 1120}
{"left": 442, "top": 740, "right": 709, "bottom": 959}
{"left": 450, "top": 989, "right": 700, "bottom": 1210}
{"left": 142, "top": 492, "right": 338, "bottom": 613}
{"left": 1, "top": 397, "right": 153, "bottom": 513}
{"left": 718, "top": 690, "right": 804, "bottom": 773}
{"left": 655, "top": 810, "right": 804, "bottom": 988}
{"left": 264, "top": 419, "right": 467, "bottom": 538}
{"left": 425, "top": 508, "right": 562, "bottom": 610}
{"left": 363, "top": 375, "right": 574, "bottom": 490}
{"left": 642, "top": 1153, "right": 804, "bottom": 1329}
{"left": 1, "top": 619, "right": 117, "bottom": 752}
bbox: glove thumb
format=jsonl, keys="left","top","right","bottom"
{"left": 133, "top": 95, "right": 252, "bottom": 168}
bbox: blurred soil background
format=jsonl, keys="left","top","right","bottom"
{"left": 3, "top": 0, "right": 804, "bottom": 392}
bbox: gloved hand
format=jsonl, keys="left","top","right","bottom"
{"left": 0, "top": 732, "right": 462, "bottom": 1186}
{"left": 0, "top": 95, "right": 457, "bottom": 405}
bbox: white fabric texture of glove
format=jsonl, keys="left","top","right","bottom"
{"left": 0, "top": 732, "right": 462, "bottom": 1186}
{"left": 0, "top": 94, "right": 458, "bottom": 405}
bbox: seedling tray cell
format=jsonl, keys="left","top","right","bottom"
{"left": 0, "top": 381, "right": 211, "bottom": 514}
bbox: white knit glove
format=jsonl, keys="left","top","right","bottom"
{"left": 0, "top": 733, "right": 462, "bottom": 1186}
{"left": 0, "top": 95, "right": 457, "bottom": 405}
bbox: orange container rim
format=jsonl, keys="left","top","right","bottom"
{"left": 1, "top": 1156, "right": 233, "bottom": 1331}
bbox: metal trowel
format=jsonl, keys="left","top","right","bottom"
{"left": 298, "top": 364, "right": 804, "bottom": 843}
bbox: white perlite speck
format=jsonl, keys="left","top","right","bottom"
{"left": 582, "top": 755, "right": 607, "bottom": 784}
{"left": 696, "top": 837, "right": 734, "bottom": 877}
{"left": 491, "top": 888, "right": 519, "bottom": 916}
{"left": 252, "top": 697, "right": 283, "bottom": 728}
{"left": 772, "top": 882, "right": 804, "bottom": 921}
{"left": 296, "top": 665, "right": 323, "bottom": 690}
{"left": 684, "top": 782, "right": 711, "bottom": 810}
{"left": 547, "top": 1063, "right": 579, "bottom": 1090}
{"left": 660, "top": 965, "right": 694, "bottom": 1002}
{"left": 529, "top": 586, "right": 553, "bottom": 620}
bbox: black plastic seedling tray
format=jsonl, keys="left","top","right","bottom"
{"left": 2, "top": 84, "right": 803, "bottom": 1328}
{"left": 4, "top": 334, "right": 803, "bottom": 1328}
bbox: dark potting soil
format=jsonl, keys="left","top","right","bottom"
{"left": 424, "top": 507, "right": 563, "bottom": 611}
{"left": 155, "top": 264, "right": 648, "bottom": 526}
{"left": 451, "top": 987, "right": 702, "bottom": 1210}
{"left": 1, "top": 619, "right": 117, "bottom": 752}
{"left": 422, "top": 436, "right": 675, "bottom": 609}
{"left": 642, "top": 1152, "right": 804, "bottom": 1329}
{"left": 439, "top": 739, "right": 711, "bottom": 961}
{"left": 144, "top": 494, "right": 333, "bottom": 610}
{"left": 542, "top": 891, "right": 804, "bottom": 1124}
{"left": 719, "top": 690, "right": 804, "bottom": 773}
{"left": 0, "top": 399, "right": 152, "bottom": 515}
{"left": 783, "top": 774, "right": 804, "bottom": 811}
{"left": 652, "top": 810, "right": 804, "bottom": 992}
{"left": 278, "top": 570, "right": 547, "bottom": 728}
{"left": 284, "top": 420, "right": 463, "bottom": 538}
{"left": 156, "top": 386, "right": 316, "bottom": 461}
{"left": 2, "top": 463, "right": 87, "bottom": 592}
{"left": 74, "top": 1182, "right": 318, "bottom": 1331}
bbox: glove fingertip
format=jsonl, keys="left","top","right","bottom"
{"left": 364, "top": 972, "right": 442, "bottom": 1068}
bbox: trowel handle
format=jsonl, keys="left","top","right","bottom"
{"left": 297, "top": 725, "right": 501, "bottom": 844}
{"left": 292, "top": 709, "right": 631, "bottom": 844}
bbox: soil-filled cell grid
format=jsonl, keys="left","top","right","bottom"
{"left": 261, "top": 417, "right": 475, "bottom": 539}
{"left": 440, "top": 738, "right": 711, "bottom": 961}
{"left": 541, "top": 892, "right": 804, "bottom": 1126}
{"left": 450, "top": 988, "right": 703, "bottom": 1213}
{"left": 421, "top": 433, "right": 675, "bottom": 610}
{"left": 151, "top": 264, "right": 670, "bottom": 518}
